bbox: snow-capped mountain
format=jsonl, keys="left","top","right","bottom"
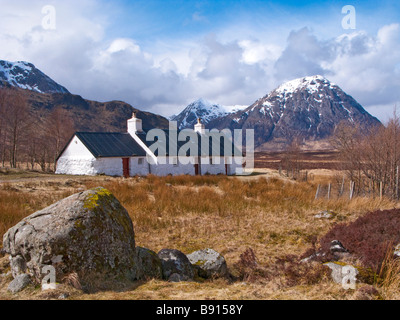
{"left": 209, "top": 75, "right": 381, "bottom": 148}
{"left": 170, "top": 98, "right": 228, "bottom": 130}
{"left": 0, "top": 60, "right": 69, "bottom": 94}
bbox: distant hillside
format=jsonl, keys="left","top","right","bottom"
{"left": 25, "top": 90, "right": 170, "bottom": 133}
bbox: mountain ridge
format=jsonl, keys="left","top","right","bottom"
{"left": 206, "top": 75, "right": 381, "bottom": 149}
{"left": 0, "top": 60, "right": 69, "bottom": 94}
{"left": 0, "top": 59, "right": 382, "bottom": 151}
{"left": 170, "top": 98, "right": 227, "bottom": 130}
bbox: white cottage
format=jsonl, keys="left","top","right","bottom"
{"left": 56, "top": 113, "right": 244, "bottom": 177}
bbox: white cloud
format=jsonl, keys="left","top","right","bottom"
{"left": 0, "top": 0, "right": 398, "bottom": 122}
{"left": 272, "top": 25, "right": 400, "bottom": 122}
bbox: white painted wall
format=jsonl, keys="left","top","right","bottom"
{"left": 56, "top": 135, "right": 243, "bottom": 177}
{"left": 56, "top": 136, "right": 97, "bottom": 175}
{"left": 130, "top": 157, "right": 150, "bottom": 176}
{"left": 149, "top": 157, "right": 195, "bottom": 176}
{"left": 59, "top": 136, "right": 94, "bottom": 160}
{"left": 56, "top": 158, "right": 97, "bottom": 176}
{"left": 93, "top": 158, "right": 123, "bottom": 176}
{"left": 56, "top": 136, "right": 124, "bottom": 176}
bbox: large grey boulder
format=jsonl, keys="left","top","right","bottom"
{"left": 2, "top": 187, "right": 142, "bottom": 288}
{"left": 187, "top": 249, "right": 229, "bottom": 279}
{"left": 158, "top": 249, "right": 194, "bottom": 282}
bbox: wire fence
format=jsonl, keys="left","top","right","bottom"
{"left": 314, "top": 178, "right": 399, "bottom": 201}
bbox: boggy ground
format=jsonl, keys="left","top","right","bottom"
{"left": 0, "top": 169, "right": 399, "bottom": 300}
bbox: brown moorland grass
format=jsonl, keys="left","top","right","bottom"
{"left": 0, "top": 171, "right": 399, "bottom": 300}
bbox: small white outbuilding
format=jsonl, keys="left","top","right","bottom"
{"left": 56, "top": 113, "right": 244, "bottom": 177}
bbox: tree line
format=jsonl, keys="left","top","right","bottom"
{"left": 0, "top": 88, "right": 75, "bottom": 171}
{"left": 277, "top": 110, "right": 400, "bottom": 201}
{"left": 333, "top": 112, "right": 400, "bottom": 200}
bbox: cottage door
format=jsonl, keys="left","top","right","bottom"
{"left": 122, "top": 158, "right": 130, "bottom": 178}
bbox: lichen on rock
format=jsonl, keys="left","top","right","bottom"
{"left": 187, "top": 248, "right": 229, "bottom": 279}
{"left": 2, "top": 187, "right": 142, "bottom": 291}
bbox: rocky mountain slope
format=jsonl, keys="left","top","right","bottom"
{"left": 170, "top": 98, "right": 228, "bottom": 130}
{"left": 1, "top": 59, "right": 381, "bottom": 150}
{"left": 0, "top": 60, "right": 69, "bottom": 94}
{"left": 208, "top": 75, "right": 381, "bottom": 149}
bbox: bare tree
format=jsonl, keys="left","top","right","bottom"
{"left": 0, "top": 89, "right": 6, "bottom": 167}
{"left": 281, "top": 137, "right": 303, "bottom": 179}
{"left": 44, "top": 107, "right": 75, "bottom": 170}
{"left": 1, "top": 90, "right": 31, "bottom": 168}
{"left": 332, "top": 111, "right": 400, "bottom": 199}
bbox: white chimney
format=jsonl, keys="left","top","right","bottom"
{"left": 194, "top": 118, "right": 206, "bottom": 135}
{"left": 127, "top": 112, "right": 143, "bottom": 135}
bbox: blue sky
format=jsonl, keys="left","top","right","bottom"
{"left": 0, "top": 0, "right": 399, "bottom": 121}
{"left": 105, "top": 0, "right": 399, "bottom": 41}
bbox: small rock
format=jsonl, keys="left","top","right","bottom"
{"left": 136, "top": 247, "right": 163, "bottom": 280}
{"left": 330, "top": 240, "right": 352, "bottom": 260}
{"left": 330, "top": 240, "right": 348, "bottom": 253}
{"left": 315, "top": 210, "right": 336, "bottom": 219}
{"left": 187, "top": 249, "right": 229, "bottom": 279}
{"left": 324, "top": 262, "right": 358, "bottom": 286}
{"left": 8, "top": 274, "right": 31, "bottom": 294}
{"left": 58, "top": 293, "right": 70, "bottom": 300}
{"left": 300, "top": 251, "right": 325, "bottom": 263}
{"left": 158, "top": 249, "right": 194, "bottom": 281}
{"left": 394, "top": 244, "right": 400, "bottom": 257}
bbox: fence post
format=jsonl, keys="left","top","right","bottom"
{"left": 315, "top": 185, "right": 320, "bottom": 200}
{"left": 350, "top": 181, "right": 354, "bottom": 200}
{"left": 340, "top": 176, "right": 345, "bottom": 197}
{"left": 327, "top": 183, "right": 331, "bottom": 200}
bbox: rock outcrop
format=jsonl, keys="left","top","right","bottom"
{"left": 2, "top": 187, "right": 142, "bottom": 289}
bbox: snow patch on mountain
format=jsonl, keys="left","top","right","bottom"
{"left": 274, "top": 75, "right": 336, "bottom": 96}
{"left": 0, "top": 60, "right": 69, "bottom": 94}
{"left": 171, "top": 98, "right": 246, "bottom": 129}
